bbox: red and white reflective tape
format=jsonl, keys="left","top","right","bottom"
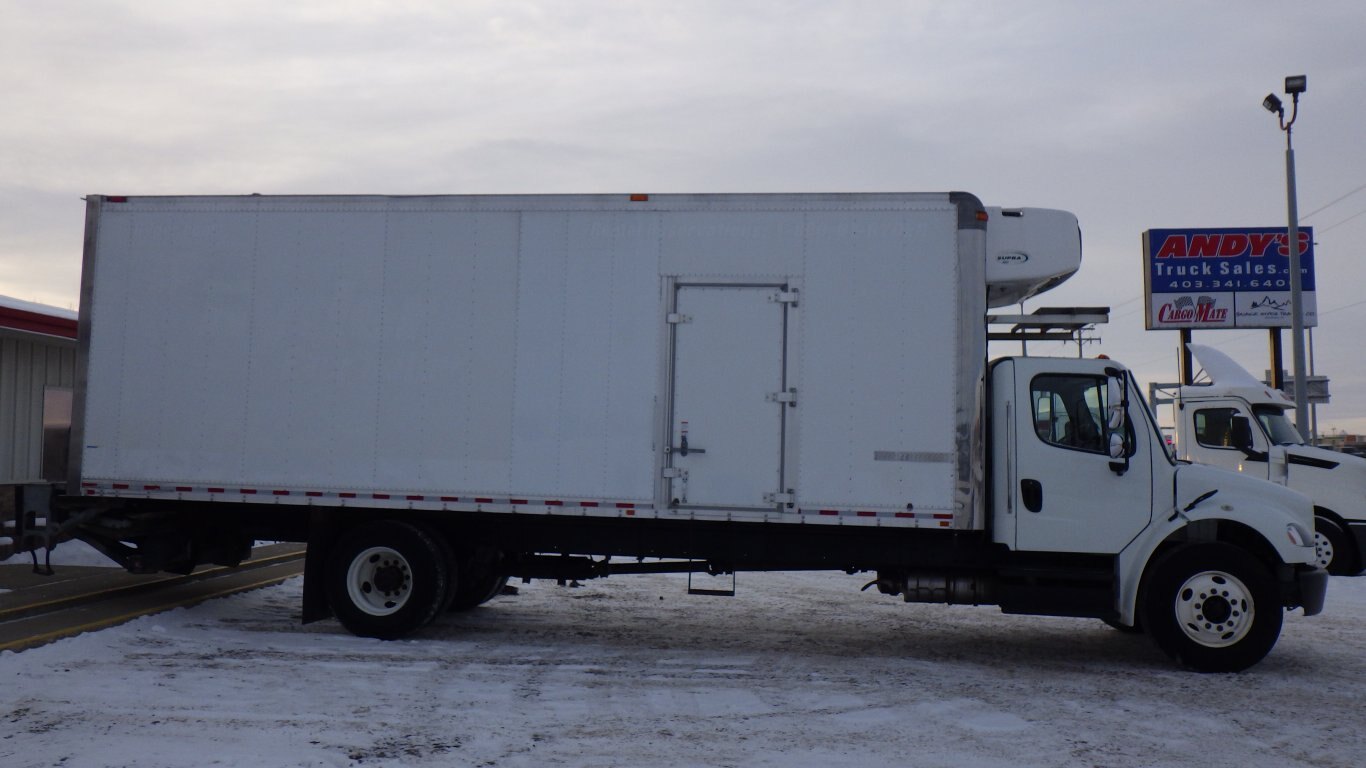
{"left": 799, "top": 508, "right": 955, "bottom": 526}
{"left": 80, "top": 481, "right": 644, "bottom": 513}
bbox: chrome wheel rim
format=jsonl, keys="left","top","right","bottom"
{"left": 346, "top": 546, "right": 413, "bottom": 616}
{"left": 1313, "top": 530, "right": 1335, "bottom": 570}
{"left": 1173, "top": 570, "right": 1254, "bottom": 648}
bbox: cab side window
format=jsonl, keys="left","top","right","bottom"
{"left": 1031, "top": 375, "right": 1107, "bottom": 454}
{"left": 1194, "top": 408, "right": 1239, "bottom": 449}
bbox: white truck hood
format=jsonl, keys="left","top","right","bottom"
{"left": 1184, "top": 343, "right": 1295, "bottom": 408}
{"left": 1174, "top": 462, "right": 1316, "bottom": 564}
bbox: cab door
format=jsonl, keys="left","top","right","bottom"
{"left": 1183, "top": 403, "right": 1271, "bottom": 480}
{"left": 994, "top": 358, "right": 1154, "bottom": 553}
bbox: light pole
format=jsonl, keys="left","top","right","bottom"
{"left": 1263, "top": 74, "right": 1309, "bottom": 435}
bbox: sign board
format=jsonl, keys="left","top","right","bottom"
{"left": 1142, "top": 227, "right": 1316, "bottom": 330}
{"left": 1265, "top": 372, "right": 1331, "bottom": 405}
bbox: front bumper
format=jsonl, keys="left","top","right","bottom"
{"left": 1292, "top": 565, "right": 1329, "bottom": 616}
{"left": 1348, "top": 522, "right": 1366, "bottom": 575}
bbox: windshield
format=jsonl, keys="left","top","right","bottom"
{"left": 1253, "top": 405, "right": 1303, "bottom": 445}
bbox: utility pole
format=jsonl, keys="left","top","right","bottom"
{"left": 1262, "top": 75, "right": 1310, "bottom": 434}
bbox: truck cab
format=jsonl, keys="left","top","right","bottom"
{"left": 1174, "top": 343, "right": 1366, "bottom": 575}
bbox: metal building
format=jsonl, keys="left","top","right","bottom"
{"left": 1, "top": 296, "right": 78, "bottom": 486}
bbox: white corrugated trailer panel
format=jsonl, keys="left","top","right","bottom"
{"left": 79, "top": 194, "right": 981, "bottom": 521}
{"left": 83, "top": 199, "right": 660, "bottom": 499}
{"left": 796, "top": 211, "right": 960, "bottom": 511}
{"left": 508, "top": 212, "right": 658, "bottom": 498}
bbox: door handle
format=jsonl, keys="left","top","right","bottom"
{"left": 673, "top": 434, "right": 705, "bottom": 456}
{"left": 1020, "top": 479, "right": 1043, "bottom": 513}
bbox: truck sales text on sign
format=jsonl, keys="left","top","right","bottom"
{"left": 1142, "top": 227, "right": 1316, "bottom": 330}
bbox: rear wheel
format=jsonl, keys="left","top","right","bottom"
{"left": 326, "top": 520, "right": 449, "bottom": 640}
{"left": 1142, "top": 543, "right": 1282, "bottom": 673}
{"left": 448, "top": 570, "right": 509, "bottom": 611}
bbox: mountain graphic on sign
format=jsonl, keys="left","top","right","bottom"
{"left": 1248, "top": 295, "right": 1289, "bottom": 311}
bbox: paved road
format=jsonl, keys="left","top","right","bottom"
{"left": 0, "top": 543, "right": 305, "bottom": 652}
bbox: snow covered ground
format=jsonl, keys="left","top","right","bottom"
{"left": 2, "top": 566, "right": 1363, "bottom": 768}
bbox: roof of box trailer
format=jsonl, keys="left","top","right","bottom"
{"left": 93, "top": 191, "right": 975, "bottom": 211}
{"left": 0, "top": 295, "right": 78, "bottom": 340}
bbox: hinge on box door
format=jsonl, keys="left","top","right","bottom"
{"left": 764, "top": 491, "right": 795, "bottom": 504}
{"left": 769, "top": 291, "right": 799, "bottom": 305}
{"left": 765, "top": 388, "right": 797, "bottom": 406}
{"left": 663, "top": 467, "right": 687, "bottom": 479}
{"left": 667, "top": 313, "right": 692, "bottom": 324}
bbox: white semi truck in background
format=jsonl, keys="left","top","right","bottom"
{"left": 1164, "top": 343, "right": 1366, "bottom": 576}
{"left": 13, "top": 192, "right": 1326, "bottom": 672}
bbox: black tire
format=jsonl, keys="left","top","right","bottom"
{"left": 1141, "top": 543, "right": 1283, "bottom": 673}
{"left": 448, "top": 571, "right": 509, "bottom": 612}
{"left": 325, "top": 520, "right": 450, "bottom": 640}
{"left": 1314, "top": 516, "right": 1359, "bottom": 576}
{"left": 413, "top": 522, "right": 460, "bottom": 613}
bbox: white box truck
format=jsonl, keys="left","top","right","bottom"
{"left": 1167, "top": 343, "right": 1366, "bottom": 576}
{"left": 36, "top": 192, "right": 1324, "bottom": 672}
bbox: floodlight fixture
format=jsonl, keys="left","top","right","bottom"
{"left": 1263, "top": 93, "right": 1283, "bottom": 114}
{"left": 1285, "top": 75, "right": 1307, "bottom": 95}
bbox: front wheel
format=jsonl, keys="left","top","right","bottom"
{"left": 326, "top": 520, "right": 450, "bottom": 640}
{"left": 1141, "top": 543, "right": 1282, "bottom": 673}
{"left": 1314, "top": 516, "right": 1358, "bottom": 576}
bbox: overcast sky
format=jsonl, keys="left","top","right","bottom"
{"left": 3, "top": 1, "right": 1364, "bottom": 433}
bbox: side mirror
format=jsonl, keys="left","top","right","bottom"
{"left": 1229, "top": 415, "right": 1268, "bottom": 461}
{"left": 1105, "top": 377, "right": 1125, "bottom": 431}
{"left": 1230, "top": 416, "right": 1254, "bottom": 452}
{"left": 1105, "top": 371, "right": 1130, "bottom": 475}
{"left": 1108, "top": 432, "right": 1127, "bottom": 460}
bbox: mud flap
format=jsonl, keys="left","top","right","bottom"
{"left": 302, "top": 509, "right": 337, "bottom": 624}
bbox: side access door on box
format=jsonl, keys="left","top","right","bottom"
{"left": 664, "top": 283, "right": 798, "bottom": 514}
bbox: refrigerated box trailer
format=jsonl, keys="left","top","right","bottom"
{"left": 26, "top": 192, "right": 1325, "bottom": 671}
